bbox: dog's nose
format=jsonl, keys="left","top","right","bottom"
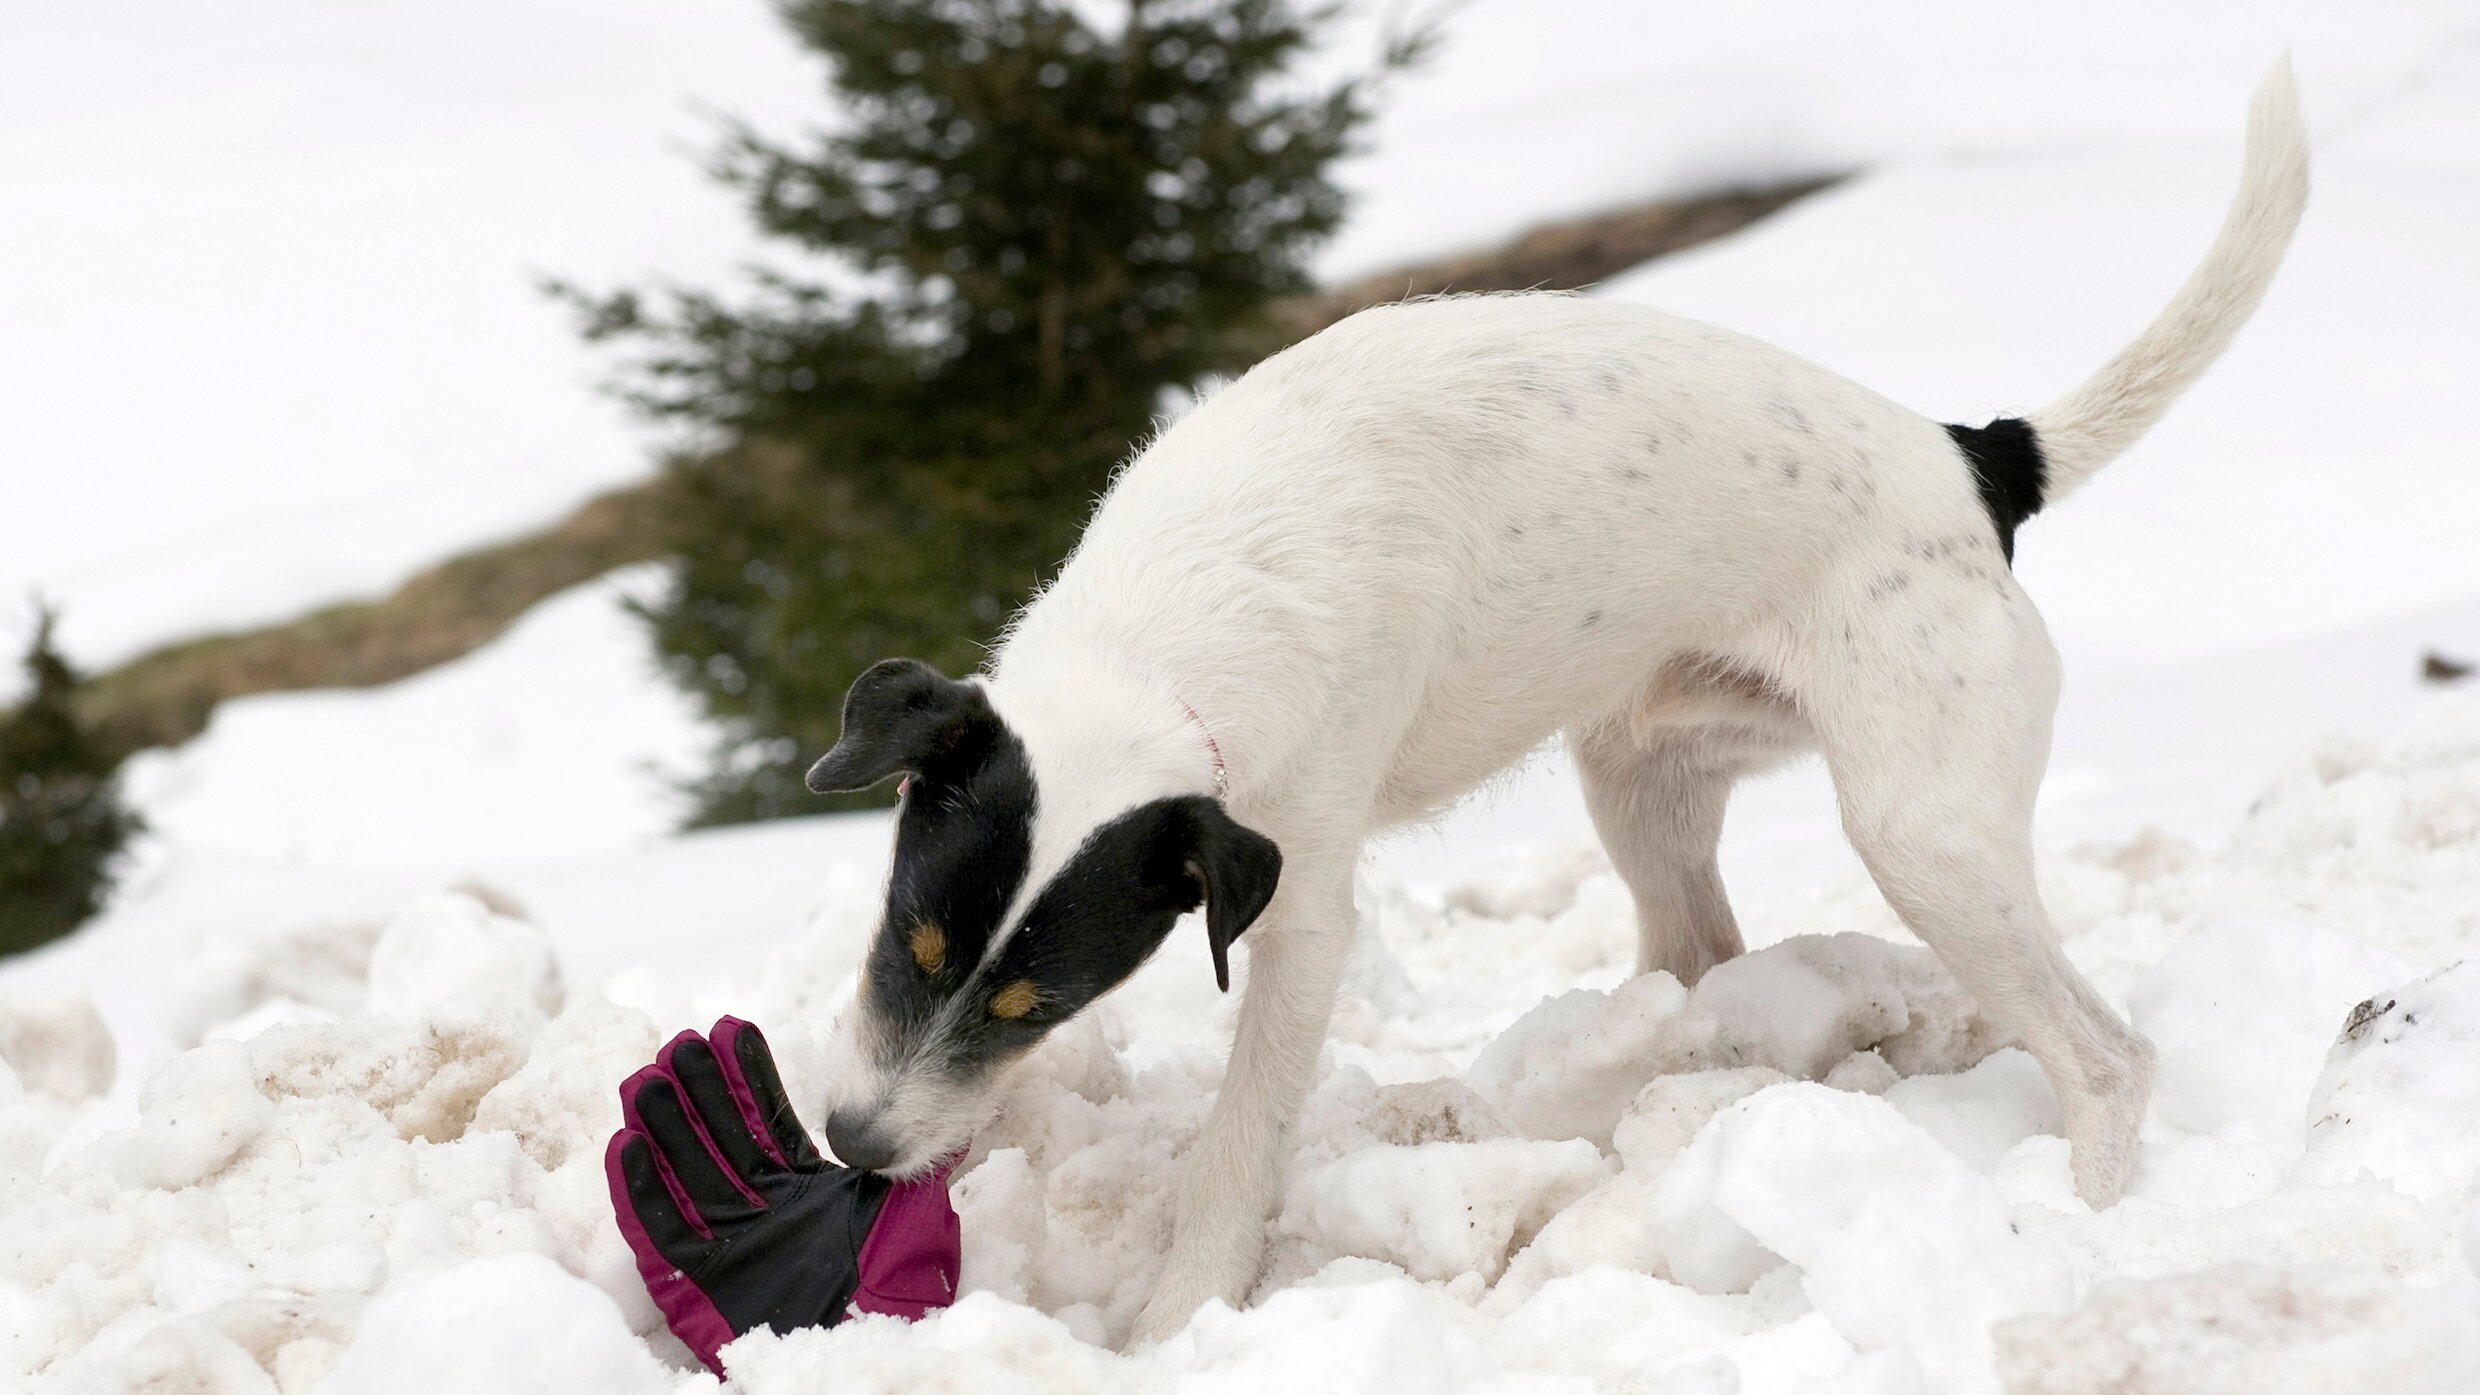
{"left": 823, "top": 1108, "right": 898, "bottom": 1173}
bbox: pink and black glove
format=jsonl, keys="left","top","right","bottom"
{"left": 604, "top": 1017, "right": 960, "bottom": 1374}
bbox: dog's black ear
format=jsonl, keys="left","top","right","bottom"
{"left": 1166, "top": 796, "right": 1282, "bottom": 993}
{"left": 804, "top": 658, "right": 993, "bottom": 793}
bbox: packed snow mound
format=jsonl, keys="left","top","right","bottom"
{"left": 364, "top": 892, "right": 565, "bottom": 1034}
{"left": 4, "top": 698, "right": 2479, "bottom": 1393}
{"left": 0, "top": 988, "right": 114, "bottom": 1105}
{"left": 1464, "top": 933, "right": 2012, "bottom": 1149}
{"left": 1280, "top": 1138, "right": 1610, "bottom": 1284}
{"left": 2299, "top": 959, "right": 2480, "bottom": 1202}
{"left": 2125, "top": 913, "right": 2424, "bottom": 1147}
{"left": 1993, "top": 1263, "right": 2480, "bottom": 1395}
{"left": 321, "top": 1253, "right": 690, "bottom": 1395}
{"left": 1646, "top": 1083, "right": 2076, "bottom": 1388}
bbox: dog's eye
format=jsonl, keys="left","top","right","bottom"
{"left": 908, "top": 922, "right": 947, "bottom": 977}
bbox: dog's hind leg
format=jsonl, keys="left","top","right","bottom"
{"left": 1804, "top": 580, "right": 2153, "bottom": 1207}
{"left": 1572, "top": 719, "right": 1746, "bottom": 985}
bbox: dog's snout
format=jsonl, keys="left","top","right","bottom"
{"left": 823, "top": 1108, "right": 897, "bottom": 1173}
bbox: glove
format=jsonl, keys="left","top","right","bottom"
{"left": 604, "top": 1016, "right": 961, "bottom": 1373}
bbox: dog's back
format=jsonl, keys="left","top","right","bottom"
{"left": 1048, "top": 295, "right": 1968, "bottom": 806}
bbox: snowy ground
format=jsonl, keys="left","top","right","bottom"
{"left": 5, "top": 686, "right": 2478, "bottom": 1393}
{"left": 7, "top": 1, "right": 2480, "bottom": 1390}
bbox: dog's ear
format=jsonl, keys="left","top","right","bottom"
{"left": 1166, "top": 796, "right": 1282, "bottom": 993}
{"left": 805, "top": 658, "right": 993, "bottom": 793}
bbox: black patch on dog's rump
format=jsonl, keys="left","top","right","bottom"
{"left": 1945, "top": 417, "right": 2047, "bottom": 563}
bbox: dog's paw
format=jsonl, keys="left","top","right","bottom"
{"left": 2066, "top": 1030, "right": 2155, "bottom": 1208}
{"left": 1125, "top": 1249, "right": 1255, "bottom": 1350}
{"left": 1125, "top": 1276, "right": 1214, "bottom": 1350}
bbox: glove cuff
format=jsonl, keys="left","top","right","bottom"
{"left": 850, "top": 1149, "right": 965, "bottom": 1320}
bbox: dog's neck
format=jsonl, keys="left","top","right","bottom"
{"left": 984, "top": 648, "right": 1229, "bottom": 812}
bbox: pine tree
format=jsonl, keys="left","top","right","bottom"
{"left": 0, "top": 605, "right": 144, "bottom": 956}
{"left": 556, "top": 0, "right": 1422, "bottom": 822}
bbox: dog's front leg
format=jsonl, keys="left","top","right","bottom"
{"left": 1129, "top": 863, "right": 1351, "bottom": 1345}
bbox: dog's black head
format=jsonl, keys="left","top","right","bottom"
{"left": 805, "top": 659, "right": 1281, "bottom": 1175}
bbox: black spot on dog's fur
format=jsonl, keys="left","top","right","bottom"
{"left": 1902, "top": 533, "right": 1986, "bottom": 568}
{"left": 1945, "top": 418, "right": 2047, "bottom": 564}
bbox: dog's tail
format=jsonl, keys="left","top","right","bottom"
{"left": 2030, "top": 58, "right": 2310, "bottom": 500}
{"left": 1953, "top": 59, "right": 2309, "bottom": 558}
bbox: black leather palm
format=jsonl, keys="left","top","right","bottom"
{"left": 613, "top": 1022, "right": 893, "bottom": 1339}
{"left": 674, "top": 1161, "right": 891, "bottom": 1336}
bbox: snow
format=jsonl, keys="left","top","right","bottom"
{"left": 7, "top": 2, "right": 2480, "bottom": 1389}
{"left": 118, "top": 566, "right": 707, "bottom": 868}
{"left": 1463, "top": 934, "right": 2008, "bottom": 1151}
{"left": 1321, "top": 0, "right": 2480, "bottom": 279}
{"left": 0, "top": 2, "right": 818, "bottom": 672}
{"left": 5, "top": 691, "right": 2479, "bottom": 1392}
{"left": 2299, "top": 960, "right": 2480, "bottom": 1201}
{"left": 2124, "top": 915, "right": 2421, "bottom": 1149}
{"left": 1648, "top": 1083, "right": 2079, "bottom": 1390}
{"left": 320, "top": 1254, "right": 690, "bottom": 1395}
{"left": 363, "top": 894, "right": 565, "bottom": 1036}
{"left": 113, "top": 1040, "right": 277, "bottom": 1191}
{"left": 1994, "top": 1264, "right": 2480, "bottom": 1395}
{"left": 0, "top": 989, "right": 115, "bottom": 1107}
{"left": 1280, "top": 1138, "right": 1610, "bottom": 1284}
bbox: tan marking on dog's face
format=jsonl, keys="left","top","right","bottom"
{"left": 909, "top": 922, "right": 947, "bottom": 976}
{"left": 987, "top": 979, "right": 1039, "bottom": 1020}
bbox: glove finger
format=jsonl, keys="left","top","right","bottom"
{"left": 623, "top": 1065, "right": 763, "bottom": 1221}
{"left": 663, "top": 1031, "right": 776, "bottom": 1185}
{"left": 607, "top": 1128, "right": 712, "bottom": 1256}
{"left": 711, "top": 1016, "right": 825, "bottom": 1171}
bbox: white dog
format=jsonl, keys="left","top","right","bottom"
{"left": 802, "top": 62, "right": 2308, "bottom": 1341}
